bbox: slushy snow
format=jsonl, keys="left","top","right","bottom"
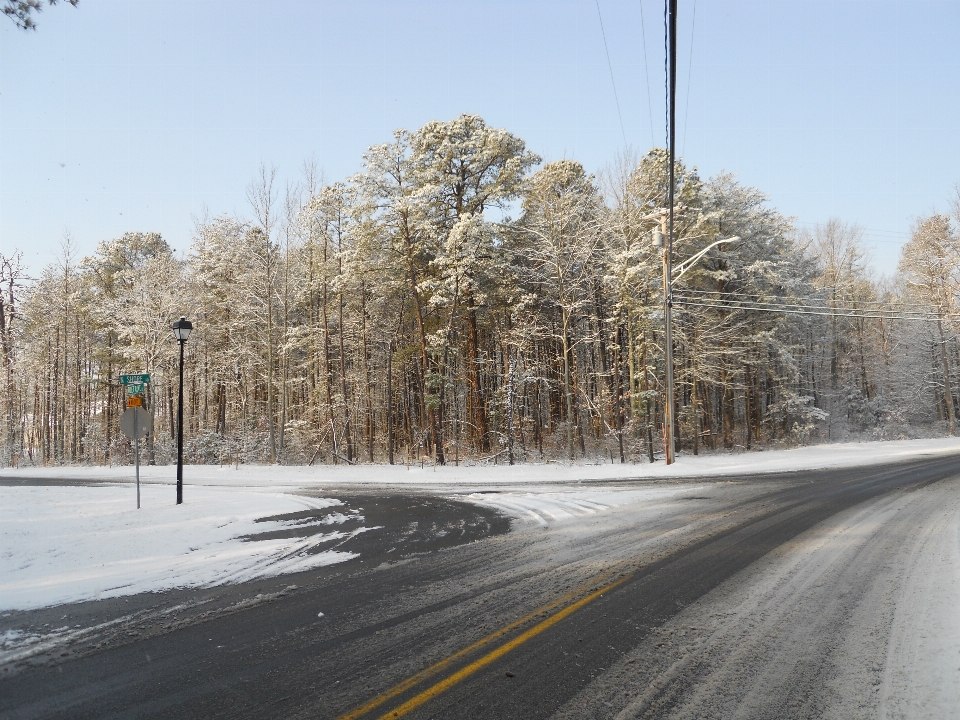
{"left": 0, "top": 485, "right": 357, "bottom": 611}
{"left": 1, "top": 437, "right": 957, "bottom": 612}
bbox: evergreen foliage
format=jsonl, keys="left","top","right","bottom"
{"left": 3, "top": 116, "right": 957, "bottom": 466}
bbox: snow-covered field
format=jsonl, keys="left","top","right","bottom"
{"left": 5, "top": 436, "right": 958, "bottom": 488}
{"left": 1, "top": 438, "right": 957, "bottom": 613}
{"left": 0, "top": 485, "right": 360, "bottom": 612}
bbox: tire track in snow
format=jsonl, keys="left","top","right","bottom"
{"left": 553, "top": 476, "right": 960, "bottom": 720}
{"left": 878, "top": 481, "right": 960, "bottom": 720}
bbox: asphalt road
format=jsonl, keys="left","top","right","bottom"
{"left": 3, "top": 454, "right": 959, "bottom": 719}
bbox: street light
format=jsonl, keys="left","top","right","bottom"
{"left": 172, "top": 316, "right": 192, "bottom": 504}
{"left": 646, "top": 212, "right": 740, "bottom": 465}
{"left": 673, "top": 236, "right": 740, "bottom": 281}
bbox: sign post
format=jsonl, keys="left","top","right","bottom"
{"left": 120, "top": 407, "right": 153, "bottom": 508}
{"left": 120, "top": 373, "right": 152, "bottom": 508}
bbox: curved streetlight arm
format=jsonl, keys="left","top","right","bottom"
{"left": 672, "top": 236, "right": 740, "bottom": 281}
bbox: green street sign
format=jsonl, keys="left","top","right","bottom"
{"left": 120, "top": 373, "right": 150, "bottom": 385}
{"left": 125, "top": 383, "right": 145, "bottom": 395}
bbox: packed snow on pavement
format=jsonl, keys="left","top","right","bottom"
{"left": 1, "top": 437, "right": 959, "bottom": 715}
{"left": 1, "top": 437, "right": 957, "bottom": 613}
{"left": 555, "top": 471, "right": 960, "bottom": 720}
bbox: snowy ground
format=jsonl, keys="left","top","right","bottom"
{"left": 554, "top": 474, "right": 960, "bottom": 720}
{"left": 5, "top": 436, "right": 958, "bottom": 488}
{"left": 1, "top": 438, "right": 959, "bottom": 717}
{"left": 0, "top": 485, "right": 361, "bottom": 612}
{"left": 1, "top": 438, "right": 957, "bottom": 613}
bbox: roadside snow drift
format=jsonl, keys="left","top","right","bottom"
{"left": 3, "top": 437, "right": 958, "bottom": 488}
{"left": 1, "top": 438, "right": 957, "bottom": 612}
{"left": 0, "top": 485, "right": 356, "bottom": 611}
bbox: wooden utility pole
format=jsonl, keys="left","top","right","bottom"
{"left": 665, "top": 0, "right": 678, "bottom": 464}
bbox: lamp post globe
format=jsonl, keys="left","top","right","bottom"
{"left": 173, "top": 316, "right": 192, "bottom": 343}
{"left": 172, "top": 316, "right": 192, "bottom": 504}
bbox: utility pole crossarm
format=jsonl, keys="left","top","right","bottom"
{"left": 640, "top": 205, "right": 686, "bottom": 224}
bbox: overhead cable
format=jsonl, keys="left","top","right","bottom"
{"left": 681, "top": 0, "right": 697, "bottom": 156}
{"left": 677, "top": 288, "right": 945, "bottom": 311}
{"left": 638, "top": 0, "right": 655, "bottom": 147}
{"left": 672, "top": 297, "right": 959, "bottom": 323}
{"left": 594, "top": 0, "right": 629, "bottom": 148}
{"left": 674, "top": 291, "right": 951, "bottom": 313}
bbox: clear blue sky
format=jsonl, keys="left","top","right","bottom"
{"left": 2, "top": 0, "right": 958, "bottom": 277}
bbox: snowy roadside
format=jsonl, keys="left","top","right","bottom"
{"left": 0, "top": 485, "right": 361, "bottom": 613}
{"left": 4, "top": 437, "right": 958, "bottom": 488}
{"left": 1, "top": 438, "right": 957, "bottom": 615}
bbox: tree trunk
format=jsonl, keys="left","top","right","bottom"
{"left": 613, "top": 321, "right": 625, "bottom": 463}
{"left": 465, "top": 302, "right": 489, "bottom": 453}
{"left": 722, "top": 366, "right": 734, "bottom": 449}
{"left": 744, "top": 366, "right": 752, "bottom": 450}
{"left": 387, "top": 338, "right": 394, "bottom": 465}
{"left": 937, "top": 319, "right": 956, "bottom": 435}
{"left": 360, "top": 283, "right": 374, "bottom": 462}
{"left": 266, "top": 257, "right": 277, "bottom": 463}
{"left": 338, "top": 291, "right": 353, "bottom": 462}
{"left": 561, "top": 311, "right": 575, "bottom": 460}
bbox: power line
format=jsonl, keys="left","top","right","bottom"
{"left": 638, "top": 0, "right": 654, "bottom": 149}
{"left": 663, "top": 0, "right": 669, "bottom": 147}
{"left": 676, "top": 289, "right": 949, "bottom": 313}
{"left": 674, "top": 299, "right": 955, "bottom": 322}
{"left": 675, "top": 301, "right": 951, "bottom": 321}
{"left": 673, "top": 296, "right": 959, "bottom": 323}
{"left": 681, "top": 0, "right": 697, "bottom": 156}
{"left": 677, "top": 288, "right": 930, "bottom": 309}
{"left": 792, "top": 221, "right": 910, "bottom": 237}
{"left": 792, "top": 221, "right": 911, "bottom": 245}
{"left": 594, "top": 0, "right": 629, "bottom": 148}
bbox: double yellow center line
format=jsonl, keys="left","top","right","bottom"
{"left": 337, "top": 571, "right": 631, "bottom": 720}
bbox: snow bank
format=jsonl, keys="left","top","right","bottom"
{"left": 4, "top": 437, "right": 957, "bottom": 488}
{"left": 0, "top": 485, "right": 357, "bottom": 611}
{"left": 1, "top": 438, "right": 956, "bottom": 612}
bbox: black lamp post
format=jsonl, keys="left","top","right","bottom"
{"left": 172, "top": 316, "right": 192, "bottom": 504}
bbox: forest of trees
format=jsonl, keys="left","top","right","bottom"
{"left": 2, "top": 114, "right": 958, "bottom": 468}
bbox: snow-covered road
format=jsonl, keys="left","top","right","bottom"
{"left": 2, "top": 437, "right": 957, "bottom": 612}
{"left": 557, "top": 475, "right": 960, "bottom": 720}
{"left": 1, "top": 438, "right": 959, "bottom": 718}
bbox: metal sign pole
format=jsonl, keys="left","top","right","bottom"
{"left": 133, "top": 408, "right": 140, "bottom": 510}
{"left": 177, "top": 339, "right": 185, "bottom": 505}
{"left": 121, "top": 399, "right": 152, "bottom": 509}
{"left": 135, "top": 418, "right": 141, "bottom": 510}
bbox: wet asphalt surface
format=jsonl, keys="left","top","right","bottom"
{"left": 2, "top": 454, "right": 960, "bottom": 719}
{"left": 0, "top": 491, "right": 508, "bottom": 673}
